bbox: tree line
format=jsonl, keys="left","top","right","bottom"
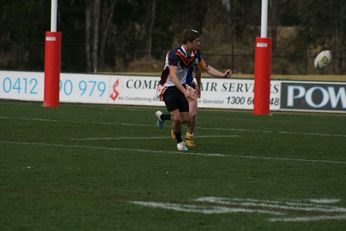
{"left": 0, "top": 0, "right": 345, "bottom": 74}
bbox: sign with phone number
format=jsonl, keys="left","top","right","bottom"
{"left": 0, "top": 72, "right": 111, "bottom": 104}
{"left": 59, "top": 73, "right": 109, "bottom": 103}
{"left": 0, "top": 71, "right": 44, "bottom": 101}
{"left": 197, "top": 79, "right": 281, "bottom": 110}
{"left": 0, "top": 71, "right": 281, "bottom": 110}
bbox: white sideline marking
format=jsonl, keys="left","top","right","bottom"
{"left": 71, "top": 135, "right": 240, "bottom": 141}
{"left": 1, "top": 140, "right": 346, "bottom": 164}
{"left": 130, "top": 196, "right": 346, "bottom": 223}
{"left": 0, "top": 140, "right": 224, "bottom": 157}
{"left": 122, "top": 123, "right": 346, "bottom": 138}
{"left": 71, "top": 136, "right": 170, "bottom": 141}
{"left": 278, "top": 131, "right": 346, "bottom": 138}
{"left": 309, "top": 198, "right": 340, "bottom": 204}
{"left": 1, "top": 116, "right": 346, "bottom": 138}
{"left": 198, "top": 196, "right": 341, "bottom": 206}
{"left": 196, "top": 197, "right": 346, "bottom": 213}
{"left": 269, "top": 215, "right": 346, "bottom": 222}
{"left": 131, "top": 201, "right": 283, "bottom": 215}
{"left": 227, "top": 154, "right": 346, "bottom": 165}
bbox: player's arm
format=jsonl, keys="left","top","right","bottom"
{"left": 194, "top": 63, "right": 202, "bottom": 98}
{"left": 206, "top": 64, "right": 232, "bottom": 78}
{"left": 169, "top": 65, "right": 196, "bottom": 100}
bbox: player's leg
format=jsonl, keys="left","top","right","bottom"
{"left": 185, "top": 87, "right": 198, "bottom": 147}
{"left": 163, "top": 87, "right": 188, "bottom": 151}
{"left": 175, "top": 111, "right": 190, "bottom": 151}
{"left": 175, "top": 89, "right": 190, "bottom": 151}
{"left": 155, "top": 110, "right": 171, "bottom": 129}
{"left": 170, "top": 109, "right": 183, "bottom": 140}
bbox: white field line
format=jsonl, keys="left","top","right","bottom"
{"left": 226, "top": 155, "right": 346, "bottom": 165}
{"left": 197, "top": 196, "right": 341, "bottom": 207}
{"left": 0, "top": 116, "right": 117, "bottom": 126}
{"left": 71, "top": 135, "right": 240, "bottom": 141}
{"left": 131, "top": 201, "right": 283, "bottom": 215}
{"left": 269, "top": 214, "right": 346, "bottom": 222}
{"left": 1, "top": 116, "right": 346, "bottom": 138}
{"left": 0, "top": 140, "right": 225, "bottom": 157}
{"left": 196, "top": 197, "right": 346, "bottom": 213}
{"left": 1, "top": 140, "right": 346, "bottom": 165}
{"left": 121, "top": 124, "right": 346, "bottom": 138}
{"left": 278, "top": 131, "right": 346, "bottom": 138}
{"left": 131, "top": 197, "right": 346, "bottom": 223}
{"left": 309, "top": 198, "right": 340, "bottom": 204}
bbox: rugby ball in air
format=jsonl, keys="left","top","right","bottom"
{"left": 314, "top": 50, "right": 332, "bottom": 69}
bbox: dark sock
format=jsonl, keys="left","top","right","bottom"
{"left": 175, "top": 132, "right": 183, "bottom": 143}
{"left": 160, "top": 114, "right": 171, "bottom": 121}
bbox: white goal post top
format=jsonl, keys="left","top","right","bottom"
{"left": 51, "top": 0, "right": 58, "bottom": 32}
{"left": 261, "top": 0, "right": 268, "bottom": 38}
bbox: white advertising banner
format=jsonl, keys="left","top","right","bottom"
{"left": 0, "top": 71, "right": 44, "bottom": 101}
{"left": 59, "top": 73, "right": 110, "bottom": 104}
{"left": 196, "top": 78, "right": 280, "bottom": 110}
{"left": 0, "top": 71, "right": 283, "bottom": 110}
{"left": 1, "top": 70, "right": 344, "bottom": 113}
{"left": 108, "top": 76, "right": 162, "bottom": 106}
{"left": 107, "top": 76, "right": 281, "bottom": 110}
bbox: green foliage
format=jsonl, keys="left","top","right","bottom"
{"left": 0, "top": 0, "right": 49, "bottom": 70}
{"left": 0, "top": 0, "right": 345, "bottom": 74}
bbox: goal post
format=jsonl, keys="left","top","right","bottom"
{"left": 254, "top": 0, "right": 272, "bottom": 115}
{"left": 44, "top": 0, "right": 61, "bottom": 107}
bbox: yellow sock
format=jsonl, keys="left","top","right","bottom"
{"left": 186, "top": 132, "right": 193, "bottom": 139}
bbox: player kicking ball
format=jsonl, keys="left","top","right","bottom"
{"left": 155, "top": 29, "right": 232, "bottom": 151}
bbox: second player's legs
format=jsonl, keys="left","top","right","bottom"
{"left": 187, "top": 95, "right": 198, "bottom": 135}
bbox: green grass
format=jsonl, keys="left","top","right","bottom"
{"left": 0, "top": 100, "right": 346, "bottom": 230}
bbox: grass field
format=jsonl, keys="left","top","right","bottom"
{"left": 0, "top": 100, "right": 346, "bottom": 231}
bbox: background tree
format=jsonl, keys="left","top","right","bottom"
{"left": 0, "top": 0, "right": 49, "bottom": 70}
{"left": 146, "top": 0, "right": 156, "bottom": 58}
{"left": 0, "top": 0, "right": 345, "bottom": 74}
{"left": 296, "top": 0, "right": 346, "bottom": 73}
{"left": 99, "top": 0, "right": 117, "bottom": 71}
{"left": 85, "top": 0, "right": 100, "bottom": 73}
{"left": 85, "top": 0, "right": 117, "bottom": 72}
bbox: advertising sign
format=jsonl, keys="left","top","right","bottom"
{"left": 107, "top": 77, "right": 281, "bottom": 110}
{"left": 0, "top": 71, "right": 43, "bottom": 101}
{"left": 197, "top": 79, "right": 280, "bottom": 110}
{"left": 281, "top": 82, "right": 346, "bottom": 112}
{"left": 0, "top": 71, "right": 281, "bottom": 110}
{"left": 1, "top": 71, "right": 345, "bottom": 113}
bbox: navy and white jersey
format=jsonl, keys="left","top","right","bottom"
{"left": 159, "top": 47, "right": 206, "bottom": 87}
{"left": 186, "top": 49, "right": 207, "bottom": 85}
{"left": 185, "top": 67, "right": 194, "bottom": 86}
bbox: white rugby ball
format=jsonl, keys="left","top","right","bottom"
{"left": 314, "top": 50, "right": 332, "bottom": 69}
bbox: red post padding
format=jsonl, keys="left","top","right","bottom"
{"left": 254, "top": 37, "right": 272, "bottom": 115}
{"left": 44, "top": 31, "right": 61, "bottom": 107}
